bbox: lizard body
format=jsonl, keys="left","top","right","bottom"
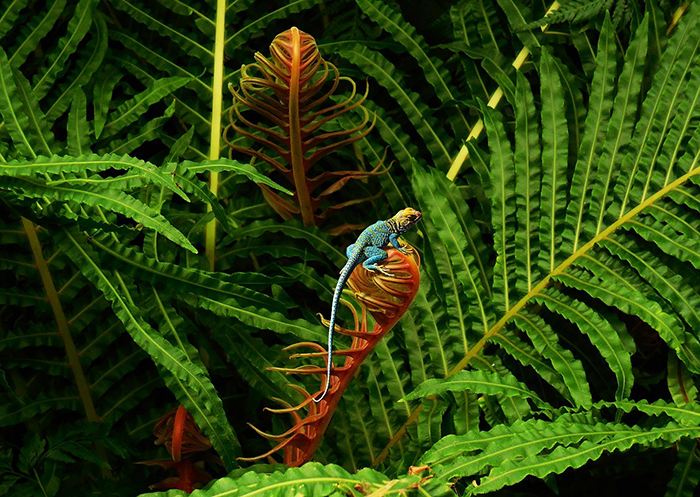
{"left": 314, "top": 207, "right": 422, "bottom": 402}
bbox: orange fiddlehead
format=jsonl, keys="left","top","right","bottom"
{"left": 224, "top": 27, "right": 382, "bottom": 227}
{"left": 139, "top": 406, "right": 219, "bottom": 493}
{"left": 240, "top": 244, "right": 420, "bottom": 466}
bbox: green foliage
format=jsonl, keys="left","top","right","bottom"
{"left": 1, "top": 0, "right": 700, "bottom": 495}
{"left": 141, "top": 462, "right": 452, "bottom": 496}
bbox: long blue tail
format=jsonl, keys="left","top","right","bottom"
{"left": 314, "top": 254, "right": 360, "bottom": 402}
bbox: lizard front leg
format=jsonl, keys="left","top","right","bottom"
{"left": 389, "top": 233, "right": 407, "bottom": 253}
{"left": 362, "top": 246, "right": 392, "bottom": 276}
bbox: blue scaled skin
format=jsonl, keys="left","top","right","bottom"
{"left": 314, "top": 207, "right": 422, "bottom": 402}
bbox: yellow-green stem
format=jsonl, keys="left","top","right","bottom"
{"left": 205, "top": 0, "right": 227, "bottom": 271}
{"left": 21, "top": 217, "right": 99, "bottom": 422}
{"left": 448, "top": 167, "right": 700, "bottom": 376}
{"left": 446, "top": 2, "right": 560, "bottom": 181}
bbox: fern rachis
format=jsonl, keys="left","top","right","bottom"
{"left": 455, "top": 164, "right": 700, "bottom": 373}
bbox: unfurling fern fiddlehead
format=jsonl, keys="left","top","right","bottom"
{"left": 139, "top": 406, "right": 220, "bottom": 492}
{"left": 239, "top": 245, "right": 420, "bottom": 466}
{"left": 224, "top": 27, "right": 383, "bottom": 228}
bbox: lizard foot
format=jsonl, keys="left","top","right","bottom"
{"left": 369, "top": 265, "right": 393, "bottom": 277}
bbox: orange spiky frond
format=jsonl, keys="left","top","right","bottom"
{"left": 152, "top": 405, "right": 213, "bottom": 462}
{"left": 139, "top": 406, "right": 218, "bottom": 493}
{"left": 224, "top": 27, "right": 382, "bottom": 227}
{"left": 239, "top": 244, "right": 420, "bottom": 466}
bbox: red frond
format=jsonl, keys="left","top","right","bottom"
{"left": 288, "top": 349, "right": 356, "bottom": 359}
{"left": 144, "top": 407, "right": 216, "bottom": 493}
{"left": 237, "top": 437, "right": 296, "bottom": 463}
{"left": 282, "top": 341, "right": 327, "bottom": 353}
{"left": 153, "top": 406, "right": 212, "bottom": 461}
{"left": 267, "top": 365, "right": 327, "bottom": 375}
{"left": 240, "top": 246, "right": 420, "bottom": 466}
{"left": 264, "top": 395, "right": 316, "bottom": 413}
{"left": 225, "top": 27, "right": 378, "bottom": 226}
{"left": 314, "top": 191, "right": 385, "bottom": 222}
{"left": 260, "top": 186, "right": 299, "bottom": 220}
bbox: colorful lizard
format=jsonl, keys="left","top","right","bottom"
{"left": 314, "top": 207, "right": 422, "bottom": 402}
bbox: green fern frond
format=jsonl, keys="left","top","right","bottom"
{"left": 381, "top": 8, "right": 700, "bottom": 489}
{"left": 336, "top": 45, "right": 456, "bottom": 171}
{"left": 356, "top": 0, "right": 470, "bottom": 139}
{"left": 2, "top": 177, "right": 196, "bottom": 252}
{"left": 185, "top": 293, "right": 325, "bottom": 344}
{"left": 99, "top": 76, "right": 190, "bottom": 138}
{"left": 142, "top": 462, "right": 452, "bottom": 497}
{"left": 0, "top": 154, "right": 186, "bottom": 199}
{"left": 89, "top": 234, "right": 281, "bottom": 310}
{"left": 32, "top": 0, "right": 97, "bottom": 100}
{"left": 224, "top": 0, "right": 324, "bottom": 52}
{"left": 665, "top": 438, "right": 700, "bottom": 497}
{"left": 57, "top": 229, "right": 241, "bottom": 468}
{"left": 0, "top": 46, "right": 42, "bottom": 158}
{"left": 0, "top": 388, "right": 82, "bottom": 426}
{"left": 0, "top": 0, "right": 28, "bottom": 40}
{"left": 434, "top": 8, "right": 700, "bottom": 391}
{"left": 420, "top": 412, "right": 700, "bottom": 490}
{"left": 413, "top": 162, "right": 492, "bottom": 338}
{"left": 525, "top": 0, "right": 612, "bottom": 29}
{"left": 67, "top": 89, "right": 90, "bottom": 156}
{"left": 209, "top": 321, "right": 300, "bottom": 403}
{"left": 111, "top": 0, "right": 213, "bottom": 62}
{"left": 468, "top": 422, "right": 698, "bottom": 494}
{"left": 98, "top": 108, "right": 174, "bottom": 156}
{"left": 44, "top": 12, "right": 108, "bottom": 126}
{"left": 404, "top": 369, "right": 551, "bottom": 409}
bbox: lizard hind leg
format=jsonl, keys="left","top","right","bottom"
{"left": 342, "top": 244, "right": 357, "bottom": 274}
{"left": 362, "top": 246, "right": 391, "bottom": 276}
{"left": 345, "top": 243, "right": 357, "bottom": 259}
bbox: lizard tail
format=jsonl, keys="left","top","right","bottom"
{"left": 314, "top": 259, "right": 356, "bottom": 402}
{"left": 313, "top": 336, "right": 333, "bottom": 403}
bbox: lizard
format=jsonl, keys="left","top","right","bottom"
{"left": 314, "top": 207, "right": 422, "bottom": 402}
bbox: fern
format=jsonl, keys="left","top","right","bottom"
{"left": 417, "top": 399, "right": 700, "bottom": 493}
{"left": 1, "top": 0, "right": 311, "bottom": 486}
{"left": 403, "top": 369, "right": 551, "bottom": 409}
{"left": 1, "top": 0, "right": 699, "bottom": 494}
{"left": 666, "top": 438, "right": 700, "bottom": 497}
{"left": 336, "top": 44, "right": 456, "bottom": 171}
{"left": 525, "top": 0, "right": 614, "bottom": 29}
{"left": 371, "top": 6, "right": 700, "bottom": 492}
{"left": 142, "top": 462, "right": 452, "bottom": 497}
{"left": 355, "top": 0, "right": 471, "bottom": 139}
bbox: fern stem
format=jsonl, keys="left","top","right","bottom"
{"left": 21, "top": 217, "right": 99, "bottom": 423}
{"left": 33, "top": 467, "right": 49, "bottom": 497}
{"left": 288, "top": 27, "right": 315, "bottom": 227}
{"left": 151, "top": 286, "right": 190, "bottom": 359}
{"left": 668, "top": 2, "right": 690, "bottom": 35}
{"left": 205, "top": 0, "right": 227, "bottom": 271}
{"left": 446, "top": 1, "right": 561, "bottom": 181}
{"left": 371, "top": 401, "right": 421, "bottom": 467}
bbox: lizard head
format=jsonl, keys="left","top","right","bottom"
{"left": 391, "top": 207, "right": 422, "bottom": 234}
